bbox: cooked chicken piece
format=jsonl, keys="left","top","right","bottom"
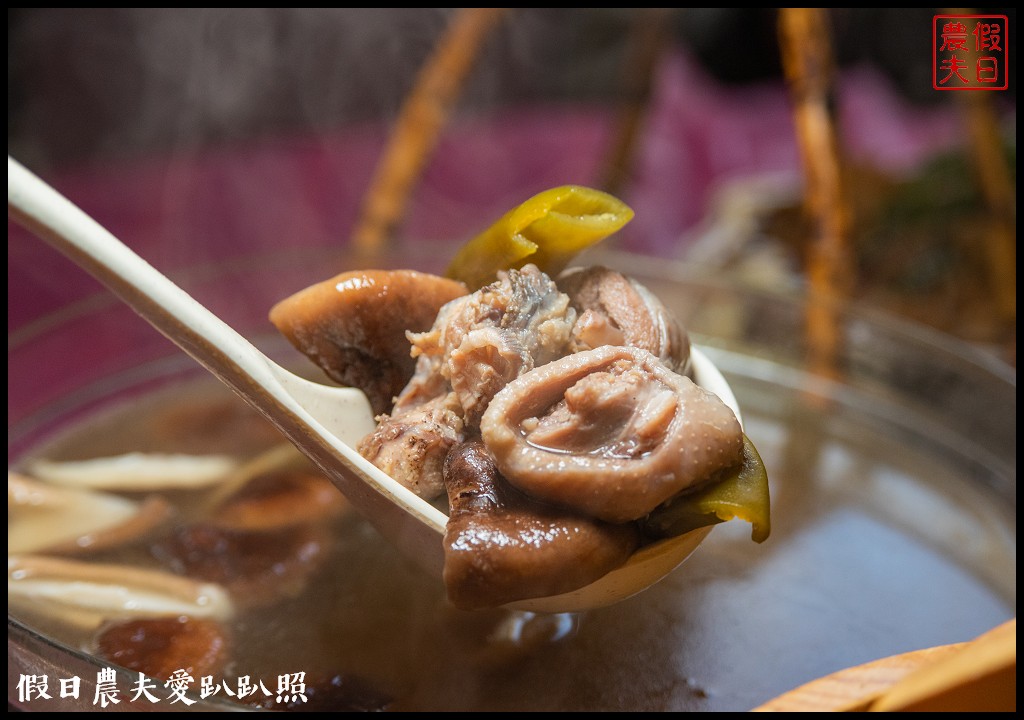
{"left": 270, "top": 269, "right": 467, "bottom": 415}
{"left": 481, "top": 346, "right": 743, "bottom": 523}
{"left": 447, "top": 327, "right": 532, "bottom": 428}
{"left": 442, "top": 441, "right": 639, "bottom": 610}
{"left": 361, "top": 265, "right": 575, "bottom": 493}
{"left": 402, "top": 264, "right": 576, "bottom": 428}
{"left": 391, "top": 352, "right": 449, "bottom": 415}
{"left": 559, "top": 266, "right": 690, "bottom": 374}
{"left": 357, "top": 393, "right": 465, "bottom": 499}
{"left": 438, "top": 264, "right": 576, "bottom": 369}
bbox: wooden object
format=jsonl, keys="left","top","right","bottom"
{"left": 777, "top": 8, "right": 853, "bottom": 381}
{"left": 352, "top": 8, "right": 506, "bottom": 258}
{"left": 752, "top": 619, "right": 1015, "bottom": 712}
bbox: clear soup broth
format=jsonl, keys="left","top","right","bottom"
{"left": 8, "top": 347, "right": 1015, "bottom": 711}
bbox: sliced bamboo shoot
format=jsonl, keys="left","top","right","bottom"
{"left": 8, "top": 473, "right": 171, "bottom": 555}
{"left": 8, "top": 554, "right": 234, "bottom": 631}
{"left": 28, "top": 452, "right": 238, "bottom": 491}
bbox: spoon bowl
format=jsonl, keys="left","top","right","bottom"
{"left": 8, "top": 156, "right": 740, "bottom": 612}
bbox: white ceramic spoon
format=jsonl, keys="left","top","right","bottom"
{"left": 8, "top": 156, "right": 741, "bottom": 613}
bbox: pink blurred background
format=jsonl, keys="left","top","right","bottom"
{"left": 8, "top": 9, "right": 1014, "bottom": 332}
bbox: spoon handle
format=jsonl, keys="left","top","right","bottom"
{"left": 7, "top": 156, "right": 380, "bottom": 443}
{"left": 8, "top": 156, "right": 286, "bottom": 403}
{"left": 8, "top": 157, "right": 447, "bottom": 541}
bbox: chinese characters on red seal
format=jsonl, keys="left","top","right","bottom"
{"left": 934, "top": 15, "right": 1009, "bottom": 90}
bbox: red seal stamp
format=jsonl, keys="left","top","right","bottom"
{"left": 933, "top": 15, "right": 1009, "bottom": 90}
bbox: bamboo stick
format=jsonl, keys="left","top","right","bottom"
{"left": 600, "top": 9, "right": 676, "bottom": 197}
{"left": 352, "top": 8, "right": 507, "bottom": 259}
{"left": 943, "top": 8, "right": 1015, "bottom": 361}
{"left": 961, "top": 87, "right": 1016, "bottom": 322}
{"left": 777, "top": 8, "right": 853, "bottom": 380}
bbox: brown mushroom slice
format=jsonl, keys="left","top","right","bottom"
{"left": 7, "top": 555, "right": 234, "bottom": 631}
{"left": 152, "top": 522, "right": 332, "bottom": 609}
{"left": 442, "top": 441, "right": 639, "bottom": 610}
{"left": 209, "top": 468, "right": 347, "bottom": 532}
{"left": 481, "top": 346, "right": 743, "bottom": 523}
{"left": 8, "top": 473, "right": 172, "bottom": 555}
{"left": 27, "top": 452, "right": 238, "bottom": 491}
{"left": 95, "top": 616, "right": 230, "bottom": 681}
{"left": 202, "top": 444, "right": 349, "bottom": 532}
{"left": 269, "top": 269, "right": 468, "bottom": 415}
{"left": 559, "top": 266, "right": 690, "bottom": 374}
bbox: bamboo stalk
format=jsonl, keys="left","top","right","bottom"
{"left": 943, "top": 8, "right": 1015, "bottom": 361}
{"left": 600, "top": 8, "right": 676, "bottom": 197}
{"left": 961, "top": 88, "right": 1016, "bottom": 322}
{"left": 352, "top": 8, "right": 507, "bottom": 259}
{"left": 777, "top": 8, "right": 853, "bottom": 381}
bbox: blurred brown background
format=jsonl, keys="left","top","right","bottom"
{"left": 9, "top": 8, "right": 1013, "bottom": 169}
{"left": 8, "top": 8, "right": 1016, "bottom": 364}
